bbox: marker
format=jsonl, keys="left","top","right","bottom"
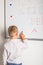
{"left": 20, "top": 31, "right": 23, "bottom": 35}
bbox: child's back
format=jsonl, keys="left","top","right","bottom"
{"left": 3, "top": 39, "right": 28, "bottom": 65}
{"left": 3, "top": 25, "right": 28, "bottom": 65}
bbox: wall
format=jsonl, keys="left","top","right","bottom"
{"left": 0, "top": 0, "right": 43, "bottom": 65}
{"left": 22, "top": 41, "right": 43, "bottom": 65}
{"left": 0, "top": 0, "right": 5, "bottom": 65}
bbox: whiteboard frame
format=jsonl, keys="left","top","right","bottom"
{"left": 4, "top": 0, "right": 43, "bottom": 41}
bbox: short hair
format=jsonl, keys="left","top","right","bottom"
{"left": 8, "top": 25, "right": 18, "bottom": 36}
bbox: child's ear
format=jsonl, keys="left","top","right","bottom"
{"left": 16, "top": 32, "right": 18, "bottom": 36}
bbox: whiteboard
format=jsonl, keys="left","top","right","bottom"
{"left": 5, "top": 0, "right": 43, "bottom": 39}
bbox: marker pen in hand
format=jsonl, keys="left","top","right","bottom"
{"left": 20, "top": 31, "right": 25, "bottom": 42}
{"left": 20, "top": 31, "right": 23, "bottom": 35}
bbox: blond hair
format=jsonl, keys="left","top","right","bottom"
{"left": 8, "top": 25, "right": 18, "bottom": 36}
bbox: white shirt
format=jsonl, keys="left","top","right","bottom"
{"left": 3, "top": 39, "right": 28, "bottom": 65}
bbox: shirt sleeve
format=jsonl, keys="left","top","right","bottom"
{"left": 3, "top": 46, "right": 8, "bottom": 65}
{"left": 21, "top": 39, "right": 28, "bottom": 49}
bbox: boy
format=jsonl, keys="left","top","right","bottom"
{"left": 3, "top": 25, "right": 28, "bottom": 65}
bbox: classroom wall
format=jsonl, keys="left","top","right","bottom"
{"left": 0, "top": 0, "right": 43, "bottom": 65}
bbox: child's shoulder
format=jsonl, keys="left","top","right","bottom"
{"left": 17, "top": 38, "right": 28, "bottom": 43}
{"left": 17, "top": 38, "right": 23, "bottom": 42}
{"left": 4, "top": 39, "right": 11, "bottom": 49}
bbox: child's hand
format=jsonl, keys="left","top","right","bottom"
{"left": 20, "top": 32, "right": 26, "bottom": 41}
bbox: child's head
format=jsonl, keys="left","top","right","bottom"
{"left": 8, "top": 25, "right": 18, "bottom": 39}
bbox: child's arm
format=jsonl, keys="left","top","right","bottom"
{"left": 20, "top": 32, "right": 28, "bottom": 49}
{"left": 3, "top": 45, "right": 8, "bottom": 65}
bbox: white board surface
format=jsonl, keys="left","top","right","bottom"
{"left": 5, "top": 0, "right": 43, "bottom": 39}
